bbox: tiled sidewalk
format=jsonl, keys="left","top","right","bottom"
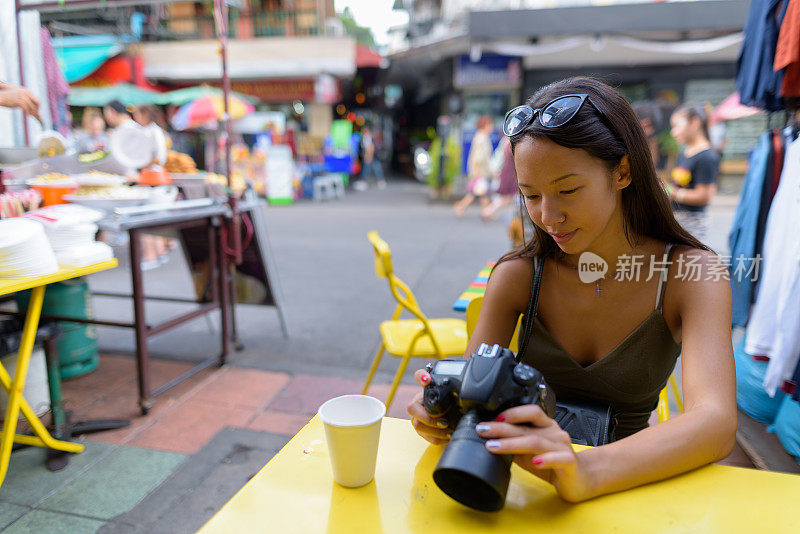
{"left": 60, "top": 355, "right": 418, "bottom": 454}
{"left": 61, "top": 353, "right": 754, "bottom": 466}
{"left": 0, "top": 353, "right": 754, "bottom": 532}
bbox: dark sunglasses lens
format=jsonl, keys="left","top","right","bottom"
{"left": 540, "top": 96, "right": 584, "bottom": 127}
{"left": 504, "top": 106, "right": 535, "bottom": 136}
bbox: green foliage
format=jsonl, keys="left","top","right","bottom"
{"left": 339, "top": 7, "right": 377, "bottom": 48}
{"left": 428, "top": 134, "right": 462, "bottom": 187}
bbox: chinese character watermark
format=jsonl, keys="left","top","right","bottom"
{"left": 572, "top": 253, "right": 762, "bottom": 284}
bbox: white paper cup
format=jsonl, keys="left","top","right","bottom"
{"left": 318, "top": 395, "right": 386, "bottom": 488}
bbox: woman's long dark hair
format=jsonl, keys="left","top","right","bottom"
{"left": 498, "top": 77, "right": 711, "bottom": 267}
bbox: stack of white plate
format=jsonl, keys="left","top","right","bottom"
{"left": 45, "top": 222, "right": 98, "bottom": 253}
{"left": 46, "top": 223, "right": 113, "bottom": 268}
{"left": 0, "top": 219, "right": 59, "bottom": 278}
{"left": 25, "top": 208, "right": 114, "bottom": 269}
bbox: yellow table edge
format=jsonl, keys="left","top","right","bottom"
{"left": 0, "top": 258, "right": 118, "bottom": 488}
{"left": 0, "top": 259, "right": 119, "bottom": 296}
{"left": 200, "top": 415, "right": 800, "bottom": 533}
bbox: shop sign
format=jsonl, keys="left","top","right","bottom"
{"left": 454, "top": 55, "right": 522, "bottom": 89}
{"left": 224, "top": 79, "right": 317, "bottom": 103}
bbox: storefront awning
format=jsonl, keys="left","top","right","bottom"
{"left": 68, "top": 83, "right": 160, "bottom": 107}
{"left": 53, "top": 35, "right": 125, "bottom": 83}
{"left": 141, "top": 36, "right": 356, "bottom": 82}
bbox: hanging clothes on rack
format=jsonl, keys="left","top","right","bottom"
{"left": 40, "top": 27, "right": 70, "bottom": 137}
{"left": 745, "top": 136, "right": 800, "bottom": 396}
{"left": 729, "top": 132, "right": 772, "bottom": 326}
{"left": 774, "top": 0, "right": 800, "bottom": 98}
{"left": 737, "top": 0, "right": 791, "bottom": 110}
{"left": 753, "top": 128, "right": 786, "bottom": 263}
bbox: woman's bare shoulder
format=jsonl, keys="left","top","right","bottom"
{"left": 669, "top": 245, "right": 726, "bottom": 272}
{"left": 487, "top": 256, "right": 534, "bottom": 313}
{"left": 668, "top": 245, "right": 732, "bottom": 308}
{"left": 490, "top": 256, "right": 533, "bottom": 283}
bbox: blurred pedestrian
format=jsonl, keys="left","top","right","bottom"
{"left": 666, "top": 103, "right": 720, "bottom": 243}
{"left": 102, "top": 100, "right": 134, "bottom": 131}
{"left": 632, "top": 101, "right": 663, "bottom": 171}
{"left": 481, "top": 136, "right": 517, "bottom": 221}
{"left": 133, "top": 105, "right": 168, "bottom": 165}
{"left": 455, "top": 115, "right": 494, "bottom": 217}
{"left": 706, "top": 101, "right": 728, "bottom": 157}
{"left": 358, "top": 125, "right": 386, "bottom": 189}
{"left": 76, "top": 114, "right": 110, "bottom": 153}
{"left": 132, "top": 104, "right": 174, "bottom": 268}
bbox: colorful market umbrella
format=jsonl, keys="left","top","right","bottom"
{"left": 711, "top": 92, "right": 762, "bottom": 122}
{"left": 155, "top": 85, "right": 257, "bottom": 107}
{"left": 170, "top": 94, "right": 255, "bottom": 131}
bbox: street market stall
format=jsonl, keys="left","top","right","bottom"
{"left": 2, "top": 0, "right": 288, "bottom": 421}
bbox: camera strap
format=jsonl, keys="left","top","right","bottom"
{"left": 515, "top": 255, "right": 543, "bottom": 362}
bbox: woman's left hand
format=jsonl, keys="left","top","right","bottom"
{"left": 476, "top": 404, "right": 595, "bottom": 502}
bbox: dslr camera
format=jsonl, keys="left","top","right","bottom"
{"left": 423, "top": 343, "right": 556, "bottom": 512}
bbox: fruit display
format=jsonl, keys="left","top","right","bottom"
{"left": 165, "top": 151, "right": 198, "bottom": 174}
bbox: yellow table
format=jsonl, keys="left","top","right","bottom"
{"left": 201, "top": 416, "right": 800, "bottom": 533}
{"left": 0, "top": 260, "right": 118, "bottom": 487}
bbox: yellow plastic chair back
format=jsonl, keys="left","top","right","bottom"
{"left": 465, "top": 296, "right": 520, "bottom": 353}
{"left": 363, "top": 231, "right": 468, "bottom": 409}
{"left": 367, "top": 231, "right": 430, "bottom": 332}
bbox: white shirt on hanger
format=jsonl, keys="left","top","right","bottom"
{"left": 745, "top": 136, "right": 800, "bottom": 396}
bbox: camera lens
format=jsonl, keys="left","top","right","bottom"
{"left": 432, "top": 410, "right": 513, "bottom": 512}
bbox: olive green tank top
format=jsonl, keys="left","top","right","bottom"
{"left": 518, "top": 244, "right": 682, "bottom": 440}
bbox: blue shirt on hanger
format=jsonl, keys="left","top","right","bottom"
{"left": 729, "top": 132, "right": 772, "bottom": 326}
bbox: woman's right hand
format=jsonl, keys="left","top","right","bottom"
{"left": 407, "top": 369, "right": 452, "bottom": 445}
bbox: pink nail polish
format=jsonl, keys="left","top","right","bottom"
{"left": 421, "top": 374, "right": 430, "bottom": 384}
{"left": 532, "top": 457, "right": 543, "bottom": 466}
{"left": 494, "top": 414, "right": 505, "bottom": 422}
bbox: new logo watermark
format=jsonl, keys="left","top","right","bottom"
{"left": 578, "top": 252, "right": 608, "bottom": 284}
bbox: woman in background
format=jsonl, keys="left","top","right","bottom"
{"left": 666, "top": 104, "right": 720, "bottom": 244}
{"left": 454, "top": 115, "right": 494, "bottom": 218}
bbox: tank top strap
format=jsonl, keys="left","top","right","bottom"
{"left": 654, "top": 243, "right": 676, "bottom": 311}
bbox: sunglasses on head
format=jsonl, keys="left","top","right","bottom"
{"left": 502, "top": 94, "right": 613, "bottom": 137}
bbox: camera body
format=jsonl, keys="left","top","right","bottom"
{"left": 424, "top": 343, "right": 556, "bottom": 425}
{"left": 423, "top": 343, "right": 556, "bottom": 511}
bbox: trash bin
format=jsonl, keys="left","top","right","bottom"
{"left": 16, "top": 279, "right": 98, "bottom": 379}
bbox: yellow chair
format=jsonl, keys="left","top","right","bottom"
{"left": 362, "top": 231, "right": 468, "bottom": 409}
{"left": 657, "top": 375, "right": 684, "bottom": 422}
{"left": 465, "top": 296, "right": 521, "bottom": 353}
{"left": 465, "top": 296, "right": 683, "bottom": 423}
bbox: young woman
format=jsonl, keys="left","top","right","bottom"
{"left": 407, "top": 77, "right": 736, "bottom": 503}
{"left": 666, "top": 104, "right": 720, "bottom": 243}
